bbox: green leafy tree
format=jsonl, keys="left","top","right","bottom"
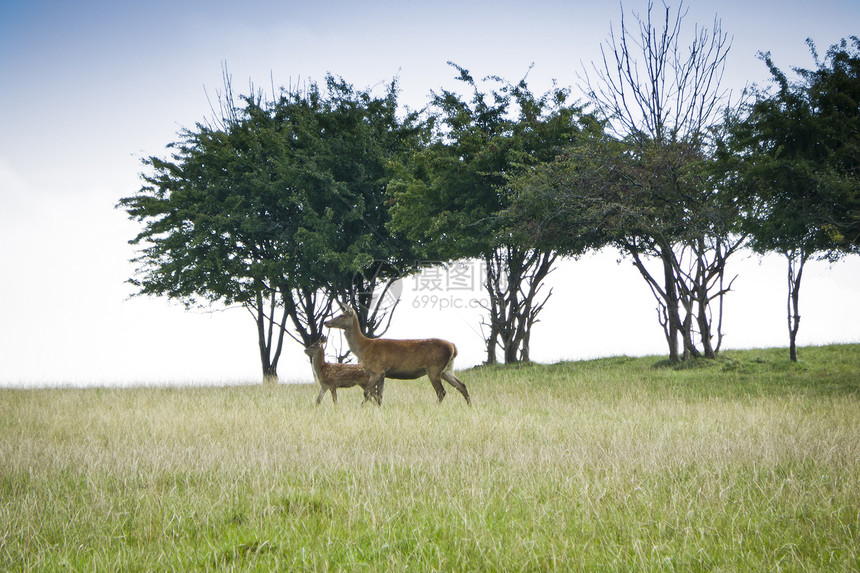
{"left": 718, "top": 37, "right": 860, "bottom": 361}
{"left": 279, "top": 75, "right": 426, "bottom": 356}
{"left": 119, "top": 71, "right": 424, "bottom": 381}
{"left": 804, "top": 37, "right": 860, "bottom": 250}
{"left": 119, "top": 88, "right": 298, "bottom": 382}
{"left": 390, "top": 65, "right": 597, "bottom": 364}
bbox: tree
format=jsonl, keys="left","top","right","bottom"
{"left": 572, "top": 0, "right": 740, "bottom": 363}
{"left": 278, "top": 75, "right": 426, "bottom": 354}
{"left": 718, "top": 37, "right": 860, "bottom": 361}
{"left": 389, "top": 65, "right": 597, "bottom": 364}
{"left": 805, "top": 37, "right": 860, "bottom": 250}
{"left": 119, "top": 87, "right": 297, "bottom": 382}
{"left": 119, "top": 71, "right": 425, "bottom": 381}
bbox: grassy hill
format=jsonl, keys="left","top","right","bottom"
{"left": 1, "top": 345, "right": 858, "bottom": 570}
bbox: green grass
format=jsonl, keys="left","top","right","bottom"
{"left": 1, "top": 344, "right": 858, "bottom": 571}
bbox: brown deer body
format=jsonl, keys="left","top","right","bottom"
{"left": 304, "top": 336, "right": 371, "bottom": 405}
{"left": 324, "top": 308, "right": 471, "bottom": 406}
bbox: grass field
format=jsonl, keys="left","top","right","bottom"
{"left": 1, "top": 345, "right": 859, "bottom": 571}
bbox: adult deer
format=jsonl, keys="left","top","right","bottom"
{"left": 324, "top": 308, "right": 471, "bottom": 406}
{"left": 304, "top": 336, "right": 371, "bottom": 405}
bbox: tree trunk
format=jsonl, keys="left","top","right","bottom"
{"left": 283, "top": 286, "right": 331, "bottom": 347}
{"left": 483, "top": 252, "right": 501, "bottom": 365}
{"left": 252, "top": 288, "right": 290, "bottom": 384}
{"left": 510, "top": 250, "right": 555, "bottom": 363}
{"left": 696, "top": 291, "right": 716, "bottom": 359}
{"left": 262, "top": 365, "right": 279, "bottom": 385}
{"left": 254, "top": 291, "right": 276, "bottom": 384}
{"left": 629, "top": 248, "right": 677, "bottom": 364}
{"left": 342, "top": 260, "right": 402, "bottom": 339}
{"left": 695, "top": 240, "right": 716, "bottom": 359}
{"left": 635, "top": 235, "right": 739, "bottom": 364}
{"left": 482, "top": 247, "right": 556, "bottom": 365}
{"left": 787, "top": 250, "right": 806, "bottom": 362}
{"left": 661, "top": 248, "right": 683, "bottom": 364}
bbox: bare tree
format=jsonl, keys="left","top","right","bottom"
{"left": 579, "top": 1, "right": 742, "bottom": 362}
{"left": 584, "top": 1, "right": 731, "bottom": 144}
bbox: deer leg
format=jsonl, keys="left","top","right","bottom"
{"left": 428, "top": 372, "right": 447, "bottom": 403}
{"left": 316, "top": 385, "right": 328, "bottom": 406}
{"left": 331, "top": 387, "right": 338, "bottom": 405}
{"left": 374, "top": 378, "right": 385, "bottom": 405}
{"left": 441, "top": 371, "right": 471, "bottom": 406}
{"left": 364, "top": 373, "right": 384, "bottom": 406}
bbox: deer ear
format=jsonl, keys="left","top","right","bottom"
{"left": 319, "top": 335, "right": 327, "bottom": 345}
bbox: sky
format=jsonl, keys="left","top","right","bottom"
{"left": 1, "top": 0, "right": 859, "bottom": 387}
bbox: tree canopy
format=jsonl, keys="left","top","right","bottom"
{"left": 716, "top": 36, "right": 860, "bottom": 360}
{"left": 119, "top": 26, "right": 860, "bottom": 379}
{"left": 119, "top": 73, "right": 425, "bottom": 381}
{"left": 389, "top": 64, "right": 600, "bottom": 363}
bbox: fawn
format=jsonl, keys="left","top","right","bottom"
{"left": 304, "top": 335, "right": 371, "bottom": 405}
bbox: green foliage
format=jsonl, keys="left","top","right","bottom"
{"left": 388, "top": 66, "right": 603, "bottom": 364}
{"left": 389, "top": 64, "right": 598, "bottom": 260}
{"left": 2, "top": 345, "right": 859, "bottom": 570}
{"left": 505, "top": 135, "right": 627, "bottom": 255}
{"left": 120, "top": 102, "right": 292, "bottom": 307}
{"left": 292, "top": 77, "right": 426, "bottom": 285}
{"left": 119, "top": 76, "right": 424, "bottom": 309}
{"left": 510, "top": 132, "right": 746, "bottom": 254}
{"left": 118, "top": 74, "right": 428, "bottom": 375}
{"left": 722, "top": 36, "right": 860, "bottom": 259}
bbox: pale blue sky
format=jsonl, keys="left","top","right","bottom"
{"left": 1, "top": 0, "right": 858, "bottom": 385}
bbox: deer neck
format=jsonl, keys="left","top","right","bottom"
{"left": 342, "top": 313, "right": 370, "bottom": 360}
{"left": 309, "top": 350, "right": 325, "bottom": 383}
{"left": 311, "top": 350, "right": 326, "bottom": 370}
